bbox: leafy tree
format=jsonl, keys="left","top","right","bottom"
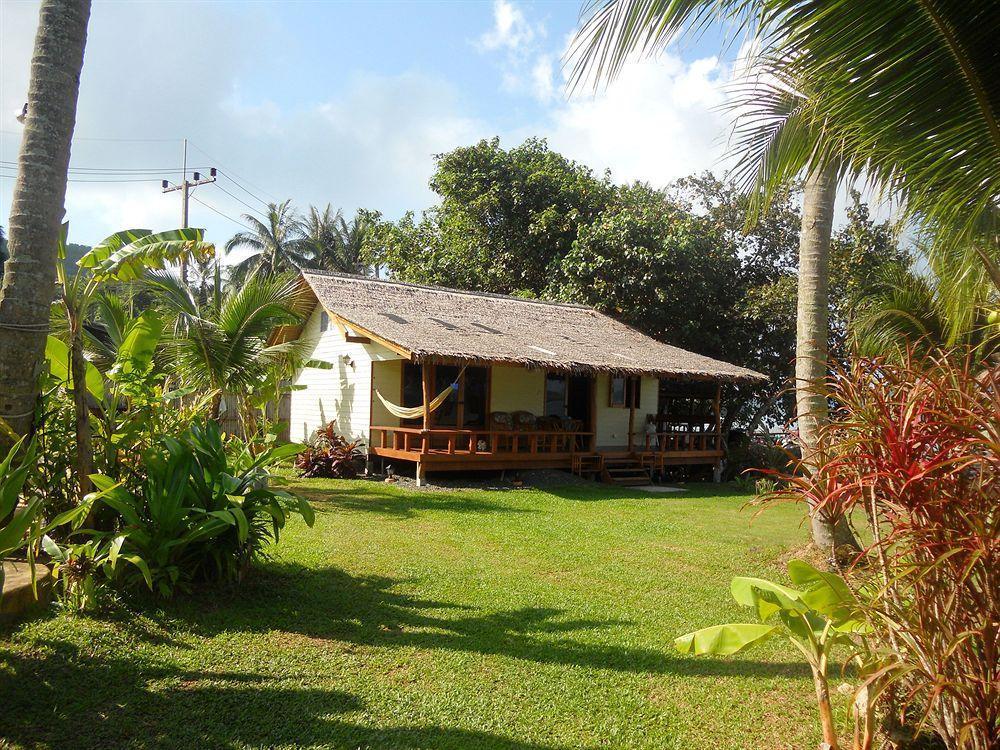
{"left": 365, "top": 137, "right": 616, "bottom": 296}
{"left": 225, "top": 200, "right": 311, "bottom": 282}
{"left": 299, "top": 206, "right": 373, "bottom": 275}
{"left": 568, "top": 0, "right": 1000, "bottom": 557}
{"left": 147, "top": 271, "right": 310, "bottom": 427}
{"left": 546, "top": 181, "right": 740, "bottom": 369}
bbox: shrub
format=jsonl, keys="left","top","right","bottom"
{"left": 295, "top": 421, "right": 364, "bottom": 479}
{"left": 761, "top": 352, "right": 999, "bottom": 750}
{"left": 725, "top": 434, "right": 794, "bottom": 483}
{"left": 50, "top": 420, "right": 314, "bottom": 599}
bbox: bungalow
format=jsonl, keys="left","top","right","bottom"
{"left": 285, "top": 271, "right": 765, "bottom": 485}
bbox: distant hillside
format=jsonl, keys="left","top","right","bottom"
{"left": 0, "top": 236, "right": 90, "bottom": 280}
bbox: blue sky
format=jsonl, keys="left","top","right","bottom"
{"left": 1, "top": 0, "right": 742, "bottom": 247}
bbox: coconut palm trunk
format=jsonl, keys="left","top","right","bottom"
{"left": 0, "top": 0, "right": 91, "bottom": 441}
{"left": 795, "top": 162, "right": 857, "bottom": 553}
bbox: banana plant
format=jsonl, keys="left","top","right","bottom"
{"left": 0, "top": 436, "right": 95, "bottom": 600}
{"left": 0, "top": 437, "right": 42, "bottom": 597}
{"left": 53, "top": 223, "right": 214, "bottom": 501}
{"left": 675, "top": 560, "right": 866, "bottom": 750}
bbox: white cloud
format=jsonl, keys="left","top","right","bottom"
{"left": 539, "top": 54, "right": 735, "bottom": 186}
{"left": 476, "top": 0, "right": 536, "bottom": 52}
{"left": 530, "top": 55, "right": 556, "bottom": 103}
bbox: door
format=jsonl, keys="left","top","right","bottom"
{"left": 567, "top": 375, "right": 593, "bottom": 431}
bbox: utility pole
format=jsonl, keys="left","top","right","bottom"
{"left": 161, "top": 138, "right": 215, "bottom": 283}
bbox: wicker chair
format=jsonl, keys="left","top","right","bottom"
{"left": 511, "top": 410, "right": 537, "bottom": 430}
{"left": 489, "top": 411, "right": 514, "bottom": 452}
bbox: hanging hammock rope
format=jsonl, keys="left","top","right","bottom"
{"left": 375, "top": 366, "right": 467, "bottom": 421}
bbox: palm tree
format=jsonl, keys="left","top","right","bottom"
{"left": 853, "top": 264, "right": 1000, "bottom": 362}
{"left": 146, "top": 271, "right": 310, "bottom": 429}
{"left": 569, "top": 0, "right": 999, "bottom": 556}
{"left": 225, "top": 200, "right": 310, "bottom": 283}
{"left": 299, "top": 206, "right": 373, "bottom": 275}
{"left": 0, "top": 0, "right": 91, "bottom": 441}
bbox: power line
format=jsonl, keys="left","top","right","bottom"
{"left": 189, "top": 192, "right": 254, "bottom": 232}
{"left": 218, "top": 170, "right": 273, "bottom": 209}
{"left": 0, "top": 129, "right": 182, "bottom": 143}
{"left": 0, "top": 159, "right": 210, "bottom": 175}
{"left": 211, "top": 180, "right": 267, "bottom": 218}
{"left": 0, "top": 171, "right": 163, "bottom": 184}
{"left": 187, "top": 140, "right": 278, "bottom": 204}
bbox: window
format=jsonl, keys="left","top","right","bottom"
{"left": 319, "top": 311, "right": 329, "bottom": 332}
{"left": 609, "top": 375, "right": 641, "bottom": 408}
{"left": 462, "top": 367, "right": 489, "bottom": 428}
{"left": 545, "top": 373, "right": 568, "bottom": 418}
{"left": 433, "top": 365, "right": 461, "bottom": 427}
{"left": 401, "top": 363, "right": 490, "bottom": 428}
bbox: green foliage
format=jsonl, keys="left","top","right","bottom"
{"left": 54, "top": 420, "right": 313, "bottom": 599}
{"left": 365, "top": 137, "right": 615, "bottom": 296}
{"left": 298, "top": 205, "right": 374, "bottom": 275}
{"left": 147, "top": 271, "right": 310, "bottom": 427}
{"left": 676, "top": 560, "right": 864, "bottom": 746}
{"left": 365, "top": 143, "right": 908, "bottom": 430}
{"left": 225, "top": 200, "right": 312, "bottom": 282}
{"left": 0, "top": 438, "right": 43, "bottom": 593}
{"left": 294, "top": 421, "right": 364, "bottom": 478}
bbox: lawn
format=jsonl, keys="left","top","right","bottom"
{"left": 0, "top": 479, "right": 836, "bottom": 749}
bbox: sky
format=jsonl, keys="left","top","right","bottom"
{"left": 0, "top": 0, "right": 747, "bottom": 248}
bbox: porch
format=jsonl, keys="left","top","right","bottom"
{"left": 368, "top": 358, "right": 726, "bottom": 484}
{"left": 369, "top": 424, "right": 724, "bottom": 478}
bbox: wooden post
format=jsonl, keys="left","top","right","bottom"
{"left": 714, "top": 383, "right": 722, "bottom": 450}
{"left": 713, "top": 382, "right": 723, "bottom": 482}
{"left": 421, "top": 363, "right": 432, "bottom": 455}
{"left": 416, "top": 461, "right": 426, "bottom": 487}
{"left": 627, "top": 406, "right": 636, "bottom": 452}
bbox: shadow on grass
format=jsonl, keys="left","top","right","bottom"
{"left": 167, "top": 562, "right": 808, "bottom": 680}
{"left": 294, "top": 483, "right": 535, "bottom": 519}
{"left": 0, "top": 639, "right": 581, "bottom": 750}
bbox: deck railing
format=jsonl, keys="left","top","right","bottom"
{"left": 370, "top": 425, "right": 596, "bottom": 457}
{"left": 631, "top": 431, "right": 723, "bottom": 452}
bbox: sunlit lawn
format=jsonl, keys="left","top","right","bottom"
{"left": 0, "top": 478, "right": 837, "bottom": 749}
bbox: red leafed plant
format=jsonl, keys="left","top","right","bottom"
{"left": 295, "top": 421, "right": 364, "bottom": 479}
{"left": 759, "top": 351, "right": 998, "bottom": 749}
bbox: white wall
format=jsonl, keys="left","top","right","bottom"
{"left": 594, "top": 374, "right": 659, "bottom": 448}
{"left": 289, "top": 306, "right": 403, "bottom": 444}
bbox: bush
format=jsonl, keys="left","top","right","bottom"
{"left": 48, "top": 420, "right": 313, "bottom": 600}
{"left": 295, "top": 421, "right": 364, "bottom": 478}
{"left": 761, "top": 352, "right": 999, "bottom": 750}
{"left": 725, "top": 434, "right": 794, "bottom": 483}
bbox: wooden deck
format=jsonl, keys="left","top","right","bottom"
{"left": 369, "top": 425, "right": 723, "bottom": 476}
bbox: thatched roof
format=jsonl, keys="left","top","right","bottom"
{"left": 300, "top": 271, "right": 766, "bottom": 383}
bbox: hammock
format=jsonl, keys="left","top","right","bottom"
{"left": 375, "top": 366, "right": 467, "bottom": 421}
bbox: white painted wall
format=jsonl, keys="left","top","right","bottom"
{"left": 289, "top": 306, "right": 403, "bottom": 444}
{"left": 594, "top": 374, "right": 659, "bottom": 448}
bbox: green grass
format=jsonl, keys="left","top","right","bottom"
{"left": 0, "top": 479, "right": 835, "bottom": 749}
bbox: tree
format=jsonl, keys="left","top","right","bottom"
{"left": 299, "top": 206, "right": 373, "bottom": 276}
{"left": 225, "top": 200, "right": 310, "bottom": 283}
{"left": 365, "top": 137, "right": 616, "bottom": 296}
{"left": 147, "top": 272, "right": 309, "bottom": 428}
{"left": 0, "top": 0, "right": 91, "bottom": 441}
{"left": 569, "top": 0, "right": 874, "bottom": 551}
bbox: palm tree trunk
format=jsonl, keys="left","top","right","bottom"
{"left": 0, "top": 0, "right": 91, "bottom": 442}
{"left": 796, "top": 162, "right": 858, "bottom": 554}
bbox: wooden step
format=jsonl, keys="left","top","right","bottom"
{"left": 600, "top": 457, "right": 651, "bottom": 486}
